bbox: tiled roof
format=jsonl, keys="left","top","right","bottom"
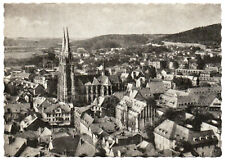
{"left": 137, "top": 88, "right": 154, "bottom": 100}
{"left": 81, "top": 113, "right": 94, "bottom": 127}
{"left": 44, "top": 102, "right": 71, "bottom": 113}
{"left": 20, "top": 146, "right": 41, "bottom": 157}
{"left": 4, "top": 135, "right": 27, "bottom": 157}
{"left": 154, "top": 119, "right": 218, "bottom": 148}
{"left": 90, "top": 123, "right": 103, "bottom": 135}
{"left": 113, "top": 91, "right": 126, "bottom": 100}
{"left": 76, "top": 140, "right": 96, "bottom": 156}
{"left": 40, "top": 127, "right": 52, "bottom": 137}
{"left": 4, "top": 103, "right": 30, "bottom": 113}
{"left": 52, "top": 135, "right": 80, "bottom": 156}
{"left": 146, "top": 81, "right": 166, "bottom": 94}
{"left": 33, "top": 97, "right": 46, "bottom": 106}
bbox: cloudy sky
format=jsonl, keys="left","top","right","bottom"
{"left": 4, "top": 3, "right": 221, "bottom": 39}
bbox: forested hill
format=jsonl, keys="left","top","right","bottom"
{"left": 71, "top": 24, "right": 221, "bottom": 50}
{"left": 70, "top": 34, "right": 165, "bottom": 51}
{"left": 4, "top": 23, "right": 221, "bottom": 51}
{"left": 160, "top": 23, "right": 221, "bottom": 46}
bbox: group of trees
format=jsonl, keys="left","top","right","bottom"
{"left": 196, "top": 54, "right": 221, "bottom": 70}
{"left": 173, "top": 77, "right": 193, "bottom": 90}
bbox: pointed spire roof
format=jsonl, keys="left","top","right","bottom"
{"left": 64, "top": 27, "right": 70, "bottom": 53}
{"left": 61, "top": 27, "right": 66, "bottom": 52}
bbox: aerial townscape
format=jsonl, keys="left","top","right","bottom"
{"left": 4, "top": 4, "right": 222, "bottom": 158}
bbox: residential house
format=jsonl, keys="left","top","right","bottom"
{"left": 201, "top": 121, "right": 221, "bottom": 147}
{"left": 145, "top": 79, "right": 166, "bottom": 98}
{"left": 175, "top": 69, "right": 210, "bottom": 76}
{"left": 4, "top": 103, "right": 30, "bottom": 123}
{"left": 158, "top": 89, "right": 193, "bottom": 109}
{"left": 42, "top": 102, "right": 72, "bottom": 126}
{"left": 20, "top": 114, "right": 49, "bottom": 132}
{"left": 154, "top": 119, "right": 218, "bottom": 157}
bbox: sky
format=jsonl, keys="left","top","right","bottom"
{"left": 4, "top": 3, "right": 221, "bottom": 39}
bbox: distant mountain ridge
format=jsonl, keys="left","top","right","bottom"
{"left": 71, "top": 23, "right": 221, "bottom": 50}
{"left": 160, "top": 23, "right": 221, "bottom": 46}
{"left": 70, "top": 34, "right": 165, "bottom": 51}
{"left": 4, "top": 23, "right": 221, "bottom": 50}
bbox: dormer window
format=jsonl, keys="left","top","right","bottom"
{"left": 193, "top": 138, "right": 199, "bottom": 142}
{"left": 201, "top": 137, "right": 205, "bottom": 141}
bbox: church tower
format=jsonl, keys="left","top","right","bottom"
{"left": 57, "top": 27, "right": 75, "bottom": 103}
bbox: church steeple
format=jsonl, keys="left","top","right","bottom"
{"left": 62, "top": 27, "right": 66, "bottom": 52}
{"left": 60, "top": 27, "right": 71, "bottom": 60}
{"left": 65, "top": 27, "right": 70, "bottom": 53}
{"left": 57, "top": 27, "right": 75, "bottom": 103}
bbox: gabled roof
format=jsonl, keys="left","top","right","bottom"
{"left": 154, "top": 119, "right": 218, "bottom": 148}
{"left": 52, "top": 135, "right": 80, "bottom": 156}
{"left": 81, "top": 113, "right": 94, "bottom": 127}
{"left": 33, "top": 97, "right": 46, "bottom": 106}
{"left": 40, "top": 127, "right": 52, "bottom": 137}
{"left": 98, "top": 75, "right": 112, "bottom": 86}
{"left": 210, "top": 97, "right": 221, "bottom": 107}
{"left": 137, "top": 88, "right": 154, "bottom": 100}
{"left": 90, "top": 124, "right": 103, "bottom": 135}
{"left": 197, "top": 94, "right": 217, "bottom": 106}
{"left": 44, "top": 102, "right": 71, "bottom": 113}
{"left": 4, "top": 135, "right": 27, "bottom": 157}
{"left": 4, "top": 103, "right": 30, "bottom": 113}
{"left": 146, "top": 80, "right": 166, "bottom": 94}
{"left": 21, "top": 115, "right": 38, "bottom": 129}
{"left": 113, "top": 91, "right": 126, "bottom": 101}
{"left": 92, "top": 96, "right": 105, "bottom": 106}
{"left": 20, "top": 146, "right": 41, "bottom": 157}
{"left": 92, "top": 77, "right": 100, "bottom": 85}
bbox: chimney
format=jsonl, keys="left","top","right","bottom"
{"left": 117, "top": 150, "right": 121, "bottom": 157}
{"left": 48, "top": 136, "right": 53, "bottom": 151}
{"left": 101, "top": 137, "right": 105, "bottom": 144}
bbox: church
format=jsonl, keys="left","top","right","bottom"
{"left": 57, "top": 28, "right": 123, "bottom": 105}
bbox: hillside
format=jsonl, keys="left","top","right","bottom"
{"left": 160, "top": 23, "right": 221, "bottom": 46}
{"left": 4, "top": 23, "right": 221, "bottom": 52}
{"left": 70, "top": 34, "right": 165, "bottom": 51}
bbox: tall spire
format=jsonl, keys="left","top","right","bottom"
{"left": 65, "top": 27, "right": 70, "bottom": 53}
{"left": 62, "top": 27, "right": 66, "bottom": 52}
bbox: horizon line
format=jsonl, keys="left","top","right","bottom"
{"left": 4, "top": 23, "right": 220, "bottom": 40}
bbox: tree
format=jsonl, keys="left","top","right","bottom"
{"left": 144, "top": 66, "right": 156, "bottom": 79}
{"left": 191, "top": 112, "right": 215, "bottom": 131}
{"left": 173, "top": 61, "right": 179, "bottom": 69}
{"left": 196, "top": 55, "right": 205, "bottom": 69}
{"left": 212, "top": 147, "right": 222, "bottom": 157}
{"left": 173, "top": 77, "right": 193, "bottom": 90}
